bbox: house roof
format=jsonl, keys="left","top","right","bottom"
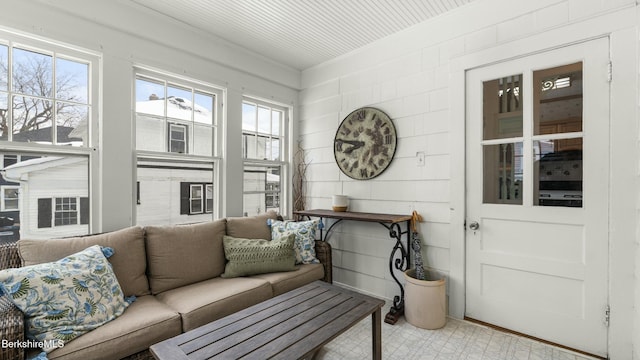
{"left": 2, "top": 126, "right": 83, "bottom": 146}
{"left": 1, "top": 156, "right": 85, "bottom": 182}
{"left": 136, "top": 96, "right": 212, "bottom": 124}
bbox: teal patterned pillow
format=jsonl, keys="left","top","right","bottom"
{"left": 221, "top": 234, "right": 296, "bottom": 278}
{"left": 0, "top": 245, "right": 129, "bottom": 352}
{"left": 271, "top": 220, "right": 319, "bottom": 264}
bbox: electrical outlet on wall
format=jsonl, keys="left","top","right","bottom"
{"left": 416, "top": 152, "right": 425, "bottom": 167}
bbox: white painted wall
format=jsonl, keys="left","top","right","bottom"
{"left": 300, "top": 0, "right": 638, "bottom": 358}
{"left": 0, "top": 0, "right": 300, "bottom": 225}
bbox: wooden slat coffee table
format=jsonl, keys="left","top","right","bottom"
{"left": 150, "top": 281, "right": 385, "bottom": 360}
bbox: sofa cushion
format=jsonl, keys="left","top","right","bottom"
{"left": 271, "top": 220, "right": 320, "bottom": 264}
{"left": 221, "top": 234, "right": 296, "bottom": 278}
{"left": 47, "top": 295, "right": 181, "bottom": 360}
{"left": 0, "top": 245, "right": 129, "bottom": 352}
{"left": 225, "top": 211, "right": 278, "bottom": 240}
{"left": 18, "top": 226, "right": 149, "bottom": 297}
{"left": 252, "top": 264, "right": 325, "bottom": 296}
{"left": 145, "top": 219, "right": 226, "bottom": 294}
{"left": 155, "top": 277, "right": 272, "bottom": 332}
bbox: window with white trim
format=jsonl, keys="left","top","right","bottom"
{"left": 37, "top": 196, "right": 89, "bottom": 228}
{"left": 168, "top": 123, "right": 187, "bottom": 154}
{"left": 0, "top": 185, "right": 18, "bottom": 211}
{"left": 54, "top": 197, "right": 77, "bottom": 226}
{"left": 178, "top": 182, "right": 213, "bottom": 215}
{"left": 242, "top": 98, "right": 288, "bottom": 217}
{"left": 135, "top": 68, "right": 222, "bottom": 226}
{"left": 0, "top": 30, "right": 98, "bottom": 240}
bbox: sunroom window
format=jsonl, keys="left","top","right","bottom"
{"left": 242, "top": 98, "right": 288, "bottom": 217}
{"left": 0, "top": 30, "right": 98, "bottom": 241}
{"left": 134, "top": 68, "right": 222, "bottom": 226}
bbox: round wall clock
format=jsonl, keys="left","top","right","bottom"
{"left": 334, "top": 107, "right": 397, "bottom": 180}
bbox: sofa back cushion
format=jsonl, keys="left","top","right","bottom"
{"left": 145, "top": 219, "right": 226, "bottom": 294}
{"left": 225, "top": 211, "right": 278, "bottom": 240}
{"left": 17, "top": 226, "right": 149, "bottom": 297}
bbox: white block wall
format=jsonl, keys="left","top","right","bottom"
{"left": 299, "top": 0, "right": 639, "bottom": 358}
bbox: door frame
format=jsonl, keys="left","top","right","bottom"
{"left": 464, "top": 39, "right": 609, "bottom": 356}
{"left": 448, "top": 16, "right": 638, "bottom": 358}
{"left": 449, "top": 33, "right": 614, "bottom": 319}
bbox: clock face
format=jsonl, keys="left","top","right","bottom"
{"left": 334, "top": 107, "right": 397, "bottom": 180}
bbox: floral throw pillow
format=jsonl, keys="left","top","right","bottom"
{"left": 271, "top": 220, "right": 319, "bottom": 264}
{"left": 0, "top": 245, "right": 129, "bottom": 352}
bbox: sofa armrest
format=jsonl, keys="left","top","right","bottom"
{"left": 0, "top": 242, "right": 25, "bottom": 360}
{"left": 0, "top": 242, "right": 21, "bottom": 271}
{"left": 0, "top": 296, "right": 24, "bottom": 360}
{"left": 314, "top": 240, "right": 332, "bottom": 284}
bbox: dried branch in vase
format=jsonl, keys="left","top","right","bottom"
{"left": 292, "top": 142, "right": 309, "bottom": 221}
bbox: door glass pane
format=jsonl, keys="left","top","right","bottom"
{"left": 483, "top": 75, "right": 523, "bottom": 140}
{"left": 535, "top": 139, "right": 582, "bottom": 207}
{"left": 483, "top": 142, "right": 523, "bottom": 204}
{"left": 534, "top": 63, "right": 582, "bottom": 136}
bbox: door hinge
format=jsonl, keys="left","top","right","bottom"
{"left": 604, "top": 305, "right": 610, "bottom": 327}
{"left": 607, "top": 62, "right": 612, "bottom": 82}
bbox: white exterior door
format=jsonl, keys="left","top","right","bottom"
{"left": 465, "top": 38, "right": 609, "bottom": 357}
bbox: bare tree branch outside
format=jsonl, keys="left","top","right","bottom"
{"left": 0, "top": 46, "right": 89, "bottom": 145}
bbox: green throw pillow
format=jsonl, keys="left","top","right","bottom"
{"left": 221, "top": 233, "right": 296, "bottom": 278}
{"left": 0, "top": 245, "right": 129, "bottom": 352}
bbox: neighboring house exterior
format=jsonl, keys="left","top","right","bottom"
{"left": 0, "top": 127, "right": 84, "bottom": 241}
{"left": 243, "top": 170, "right": 280, "bottom": 217}
{"left": 1, "top": 156, "right": 89, "bottom": 240}
{"left": 135, "top": 95, "right": 216, "bottom": 226}
{"left": 136, "top": 162, "right": 214, "bottom": 226}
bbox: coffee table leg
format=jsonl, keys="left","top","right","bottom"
{"left": 372, "top": 308, "right": 382, "bottom": 360}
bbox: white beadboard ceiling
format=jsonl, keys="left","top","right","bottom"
{"left": 130, "top": 0, "right": 477, "bottom": 70}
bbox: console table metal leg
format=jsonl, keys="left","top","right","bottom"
{"left": 383, "top": 221, "right": 410, "bottom": 324}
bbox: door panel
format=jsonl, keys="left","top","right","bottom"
{"left": 465, "top": 38, "right": 609, "bottom": 357}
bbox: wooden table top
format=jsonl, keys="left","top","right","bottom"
{"left": 294, "top": 209, "right": 412, "bottom": 224}
{"left": 150, "top": 281, "right": 385, "bottom": 360}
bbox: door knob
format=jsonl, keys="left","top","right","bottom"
{"left": 469, "top": 221, "right": 480, "bottom": 231}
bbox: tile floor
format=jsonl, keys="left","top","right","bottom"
{"left": 315, "top": 303, "right": 600, "bottom": 360}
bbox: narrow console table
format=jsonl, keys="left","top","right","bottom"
{"left": 293, "top": 209, "right": 412, "bottom": 325}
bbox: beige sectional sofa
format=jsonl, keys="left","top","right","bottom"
{"left": 0, "top": 212, "right": 331, "bottom": 360}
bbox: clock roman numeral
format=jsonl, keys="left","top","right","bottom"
{"left": 384, "top": 134, "right": 393, "bottom": 145}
